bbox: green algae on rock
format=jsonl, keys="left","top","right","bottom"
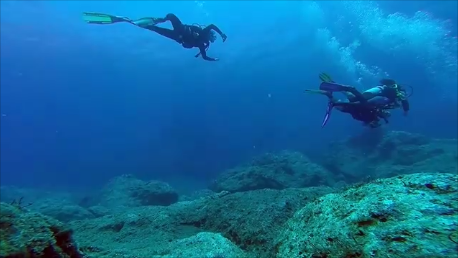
{"left": 0, "top": 202, "right": 84, "bottom": 258}
{"left": 275, "top": 172, "right": 458, "bottom": 258}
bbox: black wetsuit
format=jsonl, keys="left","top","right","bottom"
{"left": 135, "top": 14, "right": 225, "bottom": 61}
{"left": 333, "top": 102, "right": 389, "bottom": 127}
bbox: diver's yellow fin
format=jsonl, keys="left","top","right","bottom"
{"left": 82, "top": 12, "right": 131, "bottom": 24}
{"left": 83, "top": 12, "right": 115, "bottom": 24}
{"left": 319, "top": 72, "right": 334, "bottom": 83}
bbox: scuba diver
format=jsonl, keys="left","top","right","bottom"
{"left": 318, "top": 73, "right": 410, "bottom": 115}
{"left": 335, "top": 101, "right": 391, "bottom": 128}
{"left": 305, "top": 73, "right": 411, "bottom": 128}
{"left": 82, "top": 12, "right": 228, "bottom": 61}
{"left": 305, "top": 89, "right": 391, "bottom": 128}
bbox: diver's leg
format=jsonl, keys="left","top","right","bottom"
{"left": 319, "top": 82, "right": 366, "bottom": 103}
{"left": 133, "top": 14, "right": 184, "bottom": 30}
{"left": 131, "top": 17, "right": 159, "bottom": 27}
{"left": 143, "top": 25, "right": 182, "bottom": 43}
{"left": 130, "top": 18, "right": 181, "bottom": 42}
{"left": 331, "top": 101, "right": 360, "bottom": 108}
{"left": 162, "top": 13, "right": 184, "bottom": 31}
{"left": 342, "top": 87, "right": 367, "bottom": 103}
{"left": 130, "top": 14, "right": 184, "bottom": 42}
{"left": 342, "top": 92, "right": 358, "bottom": 102}
{"left": 330, "top": 100, "right": 355, "bottom": 114}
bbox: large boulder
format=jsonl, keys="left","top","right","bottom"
{"left": 210, "top": 151, "right": 336, "bottom": 193}
{"left": 99, "top": 174, "right": 179, "bottom": 211}
{"left": 0, "top": 202, "right": 84, "bottom": 258}
{"left": 158, "top": 232, "right": 247, "bottom": 258}
{"left": 275, "top": 172, "right": 458, "bottom": 258}
{"left": 323, "top": 130, "right": 457, "bottom": 181}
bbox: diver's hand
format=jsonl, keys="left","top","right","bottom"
{"left": 212, "top": 58, "right": 219, "bottom": 61}
{"left": 221, "top": 33, "right": 227, "bottom": 42}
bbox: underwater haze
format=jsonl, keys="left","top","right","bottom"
{"left": 1, "top": 1, "right": 457, "bottom": 192}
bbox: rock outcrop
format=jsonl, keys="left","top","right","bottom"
{"left": 322, "top": 131, "right": 458, "bottom": 181}
{"left": 210, "top": 151, "right": 335, "bottom": 193}
{"left": 2, "top": 131, "right": 456, "bottom": 258}
{"left": 0, "top": 202, "right": 84, "bottom": 258}
{"left": 99, "top": 174, "right": 179, "bottom": 211}
{"left": 275, "top": 172, "right": 458, "bottom": 258}
{"left": 69, "top": 187, "right": 334, "bottom": 258}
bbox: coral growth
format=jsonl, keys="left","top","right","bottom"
{"left": 275, "top": 173, "right": 458, "bottom": 258}
{"left": 0, "top": 202, "right": 84, "bottom": 258}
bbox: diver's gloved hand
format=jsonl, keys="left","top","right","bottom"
{"left": 221, "top": 33, "right": 227, "bottom": 42}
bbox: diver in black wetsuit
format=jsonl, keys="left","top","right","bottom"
{"left": 83, "top": 12, "right": 227, "bottom": 61}
{"left": 304, "top": 89, "right": 391, "bottom": 128}
{"left": 305, "top": 73, "right": 401, "bottom": 128}
{"left": 331, "top": 100, "right": 391, "bottom": 128}
{"left": 319, "top": 73, "right": 410, "bottom": 115}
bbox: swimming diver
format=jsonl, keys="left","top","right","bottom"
{"left": 336, "top": 102, "right": 391, "bottom": 128}
{"left": 318, "top": 73, "right": 410, "bottom": 116}
{"left": 83, "top": 12, "right": 228, "bottom": 61}
{"left": 304, "top": 73, "right": 407, "bottom": 128}
{"left": 305, "top": 89, "right": 391, "bottom": 128}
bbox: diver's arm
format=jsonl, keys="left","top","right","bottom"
{"left": 199, "top": 45, "right": 218, "bottom": 61}
{"left": 195, "top": 43, "right": 209, "bottom": 57}
{"left": 203, "top": 24, "right": 227, "bottom": 41}
{"left": 377, "top": 111, "right": 390, "bottom": 124}
{"left": 204, "top": 24, "right": 223, "bottom": 35}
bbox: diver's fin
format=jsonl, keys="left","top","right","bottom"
{"left": 304, "top": 89, "right": 333, "bottom": 99}
{"left": 321, "top": 102, "right": 334, "bottom": 128}
{"left": 319, "top": 81, "right": 351, "bottom": 92}
{"left": 319, "top": 73, "right": 335, "bottom": 83}
{"left": 82, "top": 12, "right": 130, "bottom": 24}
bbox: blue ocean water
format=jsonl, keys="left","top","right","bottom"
{"left": 1, "top": 1, "right": 457, "bottom": 193}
